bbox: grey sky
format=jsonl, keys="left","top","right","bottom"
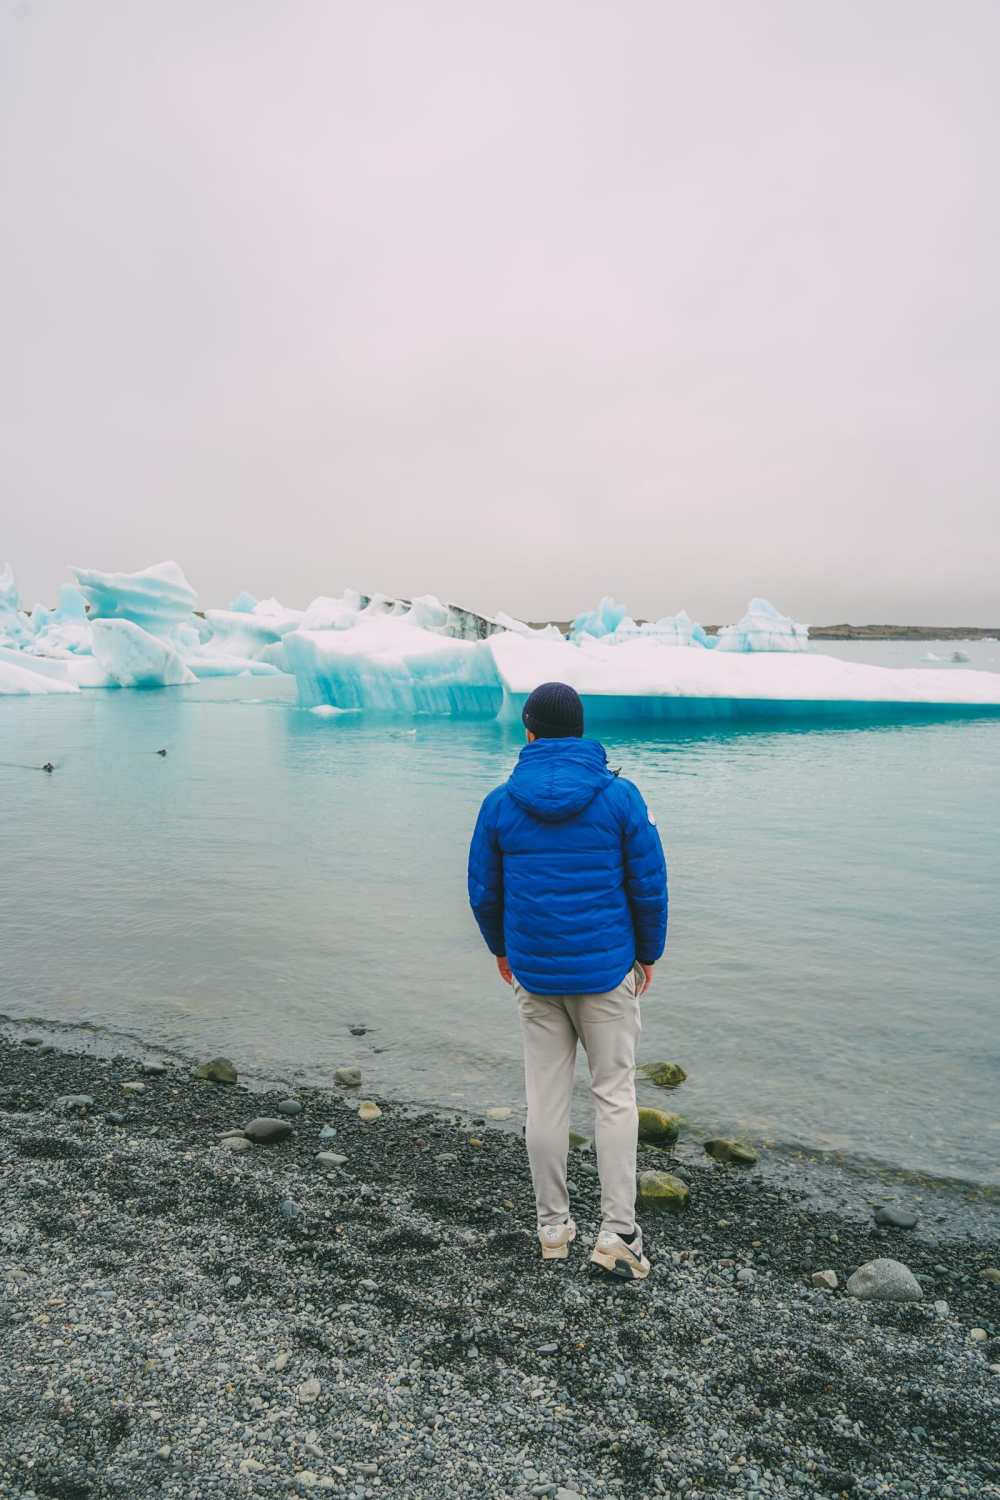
{"left": 2, "top": 0, "right": 998, "bottom": 624}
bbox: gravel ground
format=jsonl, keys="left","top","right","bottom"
{"left": 1, "top": 1040, "right": 998, "bottom": 1500}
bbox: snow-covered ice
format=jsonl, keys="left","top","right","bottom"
{"left": 90, "top": 620, "right": 197, "bottom": 689}
{"left": 72, "top": 561, "right": 199, "bottom": 636}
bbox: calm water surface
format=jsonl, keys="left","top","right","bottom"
{"left": 3, "top": 641, "right": 998, "bottom": 1185}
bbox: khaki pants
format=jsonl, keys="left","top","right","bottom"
{"left": 514, "top": 964, "right": 643, "bottom": 1236}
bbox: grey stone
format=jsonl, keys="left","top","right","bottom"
{"left": 22, "top": 1036, "right": 44, "bottom": 1047}
{"left": 279, "top": 1199, "right": 301, "bottom": 1220}
{"left": 105, "top": 1111, "right": 128, "bottom": 1126}
{"left": 222, "top": 1135, "right": 253, "bottom": 1153}
{"left": 982, "top": 1266, "right": 1000, "bottom": 1285}
{"left": 335, "top": 1066, "right": 362, "bottom": 1088}
{"left": 536, "top": 1342, "right": 559, "bottom": 1354}
{"left": 934, "top": 1300, "right": 950, "bottom": 1317}
{"left": 278, "top": 1099, "right": 303, "bottom": 1116}
{"left": 736, "top": 1267, "right": 756, "bottom": 1286}
{"left": 316, "top": 1151, "right": 347, "bottom": 1169}
{"left": 52, "top": 1094, "right": 95, "bottom": 1114}
{"left": 811, "top": 1270, "right": 839, "bottom": 1290}
{"left": 846, "top": 1258, "right": 923, "bottom": 1302}
{"left": 874, "top": 1206, "right": 918, "bottom": 1229}
{"left": 319, "top": 1124, "right": 338, "bottom": 1141}
{"left": 244, "top": 1117, "right": 294, "bottom": 1144}
{"left": 142, "top": 1060, "right": 168, "bottom": 1075}
{"left": 297, "top": 1377, "right": 321, "bottom": 1403}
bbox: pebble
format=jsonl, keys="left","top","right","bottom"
{"left": 435, "top": 1152, "right": 457, "bottom": 1163}
{"left": 142, "top": 1060, "right": 168, "bottom": 1075}
{"left": 105, "top": 1111, "right": 127, "bottom": 1126}
{"left": 273, "top": 1351, "right": 290, "bottom": 1370}
{"left": 969, "top": 1328, "right": 988, "bottom": 1342}
{"left": 157, "top": 1444, "right": 171, "bottom": 1459}
{"left": 981, "top": 1266, "right": 1000, "bottom": 1285}
{"left": 812, "top": 1270, "right": 839, "bottom": 1290}
{"left": 279, "top": 1199, "right": 301, "bottom": 1220}
{"left": 316, "top": 1152, "right": 347, "bottom": 1169}
{"left": 485, "top": 1106, "right": 513, "bottom": 1119}
{"left": 239, "top": 1457, "right": 266, "bottom": 1474}
{"left": 934, "top": 1300, "right": 950, "bottom": 1317}
{"left": 846, "top": 1258, "right": 923, "bottom": 1302}
{"left": 121, "top": 1081, "right": 145, "bottom": 1093}
{"left": 335, "top": 1066, "right": 362, "bottom": 1088}
{"left": 22, "top": 1036, "right": 44, "bottom": 1047}
{"left": 278, "top": 1099, "right": 303, "bottom": 1116}
{"left": 297, "top": 1377, "right": 321, "bottom": 1403}
{"left": 874, "top": 1206, "right": 919, "bottom": 1229}
{"left": 537, "top": 1342, "right": 559, "bottom": 1355}
{"left": 244, "top": 1117, "right": 294, "bottom": 1144}
{"left": 736, "top": 1268, "right": 756, "bottom": 1286}
{"left": 358, "top": 1100, "right": 382, "bottom": 1122}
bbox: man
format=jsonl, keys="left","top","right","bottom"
{"left": 468, "top": 681, "right": 668, "bottom": 1280}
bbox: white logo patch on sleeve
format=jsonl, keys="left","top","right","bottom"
{"left": 648, "top": 809, "right": 656, "bottom": 825}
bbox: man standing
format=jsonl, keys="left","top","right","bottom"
{"left": 468, "top": 682, "right": 668, "bottom": 1279}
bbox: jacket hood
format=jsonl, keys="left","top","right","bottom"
{"left": 506, "top": 737, "right": 612, "bottom": 823}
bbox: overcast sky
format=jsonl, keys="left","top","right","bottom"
{"left": 2, "top": 0, "right": 998, "bottom": 624}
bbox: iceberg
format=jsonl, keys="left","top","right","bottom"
{"left": 90, "top": 620, "right": 197, "bottom": 689}
{"left": 0, "top": 562, "right": 34, "bottom": 648}
{"left": 715, "top": 598, "right": 809, "bottom": 653}
{"left": 229, "top": 590, "right": 259, "bottom": 613}
{"left": 27, "top": 585, "right": 92, "bottom": 657}
{"left": 285, "top": 609, "right": 502, "bottom": 715}
{"left": 0, "top": 645, "right": 80, "bottom": 695}
{"left": 570, "top": 596, "right": 629, "bottom": 640}
{"left": 72, "top": 560, "right": 199, "bottom": 637}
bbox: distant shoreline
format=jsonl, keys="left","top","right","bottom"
{"left": 533, "top": 621, "right": 1000, "bottom": 641}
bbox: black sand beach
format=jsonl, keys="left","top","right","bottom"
{"left": 1, "top": 1040, "right": 998, "bottom": 1500}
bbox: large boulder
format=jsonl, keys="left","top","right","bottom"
{"left": 638, "top": 1170, "right": 689, "bottom": 1211}
{"left": 705, "top": 1138, "right": 758, "bottom": 1166}
{"left": 637, "top": 1107, "right": 681, "bottom": 1148}
{"left": 639, "top": 1061, "right": 687, "bottom": 1090}
{"left": 195, "top": 1057, "right": 238, "bottom": 1084}
{"left": 846, "top": 1258, "right": 923, "bottom": 1302}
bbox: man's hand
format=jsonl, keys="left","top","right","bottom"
{"left": 496, "top": 955, "right": 513, "bottom": 986}
{"left": 637, "top": 962, "right": 654, "bottom": 996}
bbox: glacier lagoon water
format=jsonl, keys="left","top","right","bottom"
{"left": 2, "top": 639, "right": 998, "bottom": 1187}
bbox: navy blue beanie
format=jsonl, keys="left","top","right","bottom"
{"left": 522, "top": 681, "right": 584, "bottom": 739}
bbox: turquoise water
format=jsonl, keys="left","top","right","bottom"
{"left": 3, "top": 644, "right": 999, "bottom": 1186}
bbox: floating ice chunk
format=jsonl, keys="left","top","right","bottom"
{"left": 27, "top": 585, "right": 93, "bottom": 657}
{"left": 0, "top": 645, "right": 79, "bottom": 694}
{"left": 185, "top": 654, "right": 283, "bottom": 678}
{"left": 570, "top": 597, "right": 629, "bottom": 640}
{"left": 298, "top": 593, "right": 363, "bottom": 632}
{"left": 252, "top": 596, "right": 306, "bottom": 633}
{"left": 229, "top": 590, "right": 259, "bottom": 613}
{"left": 72, "top": 561, "right": 198, "bottom": 635}
{"left": 285, "top": 614, "right": 502, "bottom": 715}
{"left": 200, "top": 609, "right": 284, "bottom": 659}
{"left": 951, "top": 649, "right": 970, "bottom": 663}
{"left": 90, "top": 619, "right": 196, "bottom": 688}
{"left": 714, "top": 598, "right": 809, "bottom": 653}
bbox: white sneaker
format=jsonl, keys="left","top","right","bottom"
{"left": 538, "top": 1219, "right": 577, "bottom": 1260}
{"left": 590, "top": 1226, "right": 651, "bottom": 1280}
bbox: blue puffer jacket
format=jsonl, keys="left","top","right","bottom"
{"left": 468, "top": 737, "right": 668, "bottom": 995}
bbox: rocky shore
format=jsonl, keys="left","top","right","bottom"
{"left": 2, "top": 1040, "right": 998, "bottom": 1500}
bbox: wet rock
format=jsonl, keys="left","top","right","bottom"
{"left": 121, "top": 1081, "right": 145, "bottom": 1094}
{"left": 639, "top": 1060, "right": 687, "bottom": 1089}
{"left": 52, "top": 1094, "right": 95, "bottom": 1115}
{"left": 335, "top": 1066, "right": 361, "bottom": 1088}
{"left": 637, "top": 1107, "right": 681, "bottom": 1147}
{"left": 279, "top": 1199, "right": 301, "bottom": 1220}
{"left": 297, "top": 1376, "right": 321, "bottom": 1404}
{"left": 194, "top": 1057, "right": 237, "bottom": 1084}
{"left": 319, "top": 1124, "right": 338, "bottom": 1141}
{"left": 638, "top": 1170, "right": 689, "bottom": 1211}
{"left": 874, "top": 1205, "right": 918, "bottom": 1229}
{"left": 278, "top": 1099, "right": 303, "bottom": 1116}
{"left": 846, "top": 1258, "right": 923, "bottom": 1302}
{"left": 316, "top": 1152, "right": 347, "bottom": 1169}
{"left": 104, "top": 1111, "right": 128, "bottom": 1126}
{"left": 222, "top": 1136, "right": 253, "bottom": 1154}
{"left": 244, "top": 1117, "right": 293, "bottom": 1144}
{"left": 568, "top": 1131, "right": 591, "bottom": 1150}
{"left": 22, "top": 1037, "right": 44, "bottom": 1047}
{"left": 970, "top": 1327, "right": 988, "bottom": 1342}
{"left": 349, "top": 1025, "right": 367, "bottom": 1036}
{"left": 705, "top": 1138, "right": 759, "bottom": 1166}
{"left": 982, "top": 1266, "right": 1000, "bottom": 1285}
{"left": 358, "top": 1100, "right": 382, "bottom": 1123}
{"left": 812, "top": 1270, "right": 839, "bottom": 1290}
{"left": 142, "top": 1060, "right": 168, "bottom": 1075}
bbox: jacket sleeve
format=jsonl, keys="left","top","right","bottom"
{"left": 468, "top": 789, "right": 505, "bottom": 956}
{"left": 621, "top": 780, "right": 668, "bottom": 964}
